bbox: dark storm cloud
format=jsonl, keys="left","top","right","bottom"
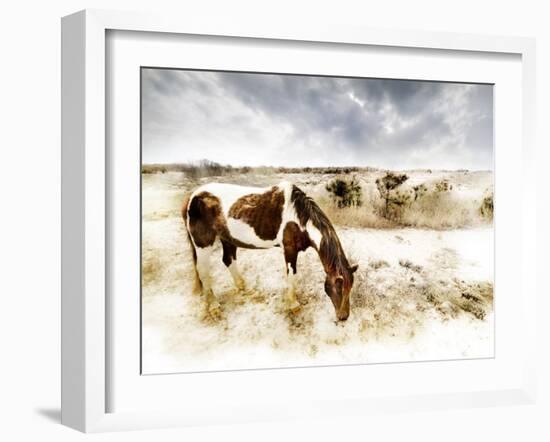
{"left": 141, "top": 68, "right": 493, "bottom": 170}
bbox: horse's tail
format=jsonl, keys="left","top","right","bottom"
{"left": 182, "top": 192, "right": 202, "bottom": 295}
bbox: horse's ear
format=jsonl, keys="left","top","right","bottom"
{"left": 350, "top": 264, "right": 359, "bottom": 274}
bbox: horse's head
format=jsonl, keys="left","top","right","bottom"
{"left": 324, "top": 263, "right": 358, "bottom": 321}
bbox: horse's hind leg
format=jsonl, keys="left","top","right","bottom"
{"left": 221, "top": 240, "right": 245, "bottom": 291}
{"left": 195, "top": 245, "right": 221, "bottom": 318}
{"left": 187, "top": 192, "right": 225, "bottom": 318}
{"left": 186, "top": 232, "right": 202, "bottom": 295}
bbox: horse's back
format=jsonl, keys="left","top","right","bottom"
{"left": 186, "top": 181, "right": 293, "bottom": 248}
{"left": 198, "top": 183, "right": 264, "bottom": 209}
{"left": 191, "top": 181, "right": 291, "bottom": 216}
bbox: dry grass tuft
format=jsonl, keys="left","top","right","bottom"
{"left": 369, "top": 259, "right": 390, "bottom": 270}
{"left": 398, "top": 259, "right": 423, "bottom": 273}
{"left": 319, "top": 201, "right": 394, "bottom": 229}
{"left": 142, "top": 250, "right": 162, "bottom": 286}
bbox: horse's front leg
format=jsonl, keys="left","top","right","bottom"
{"left": 195, "top": 244, "right": 221, "bottom": 318}
{"left": 284, "top": 262, "right": 301, "bottom": 313}
{"left": 282, "top": 222, "right": 309, "bottom": 313}
{"left": 282, "top": 245, "right": 301, "bottom": 313}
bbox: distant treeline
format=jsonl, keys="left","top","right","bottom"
{"left": 141, "top": 160, "right": 380, "bottom": 177}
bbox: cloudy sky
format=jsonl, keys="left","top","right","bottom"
{"left": 141, "top": 68, "right": 493, "bottom": 170}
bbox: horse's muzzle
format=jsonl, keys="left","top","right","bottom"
{"left": 337, "top": 310, "right": 350, "bottom": 321}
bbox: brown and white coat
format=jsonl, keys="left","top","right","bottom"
{"left": 182, "top": 181, "right": 357, "bottom": 320}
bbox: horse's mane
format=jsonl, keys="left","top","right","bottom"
{"left": 290, "top": 185, "right": 350, "bottom": 272}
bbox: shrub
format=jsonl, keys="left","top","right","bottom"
{"left": 434, "top": 179, "right": 453, "bottom": 192}
{"left": 375, "top": 172, "right": 409, "bottom": 219}
{"left": 325, "top": 176, "right": 363, "bottom": 208}
{"left": 480, "top": 193, "right": 494, "bottom": 220}
{"left": 412, "top": 183, "right": 428, "bottom": 199}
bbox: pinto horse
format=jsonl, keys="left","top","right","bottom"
{"left": 182, "top": 181, "right": 358, "bottom": 321}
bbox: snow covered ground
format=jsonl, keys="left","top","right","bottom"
{"left": 141, "top": 169, "right": 494, "bottom": 374}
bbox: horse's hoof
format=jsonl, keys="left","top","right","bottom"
{"left": 208, "top": 302, "right": 222, "bottom": 320}
{"left": 287, "top": 302, "right": 302, "bottom": 314}
{"left": 232, "top": 290, "right": 248, "bottom": 305}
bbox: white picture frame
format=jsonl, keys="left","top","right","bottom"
{"left": 61, "top": 9, "right": 537, "bottom": 433}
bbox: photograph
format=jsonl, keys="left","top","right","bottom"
{"left": 140, "top": 68, "right": 494, "bottom": 374}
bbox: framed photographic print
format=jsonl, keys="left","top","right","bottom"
{"left": 61, "top": 9, "right": 537, "bottom": 432}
